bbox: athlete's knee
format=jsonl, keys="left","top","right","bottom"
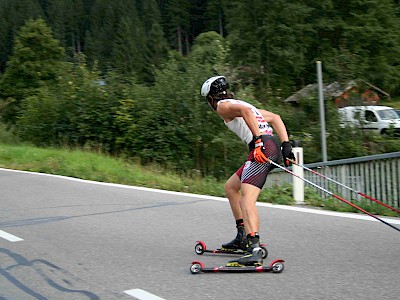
{"left": 225, "top": 181, "right": 238, "bottom": 197}
{"left": 225, "top": 175, "right": 240, "bottom": 195}
{"left": 239, "top": 194, "right": 257, "bottom": 209}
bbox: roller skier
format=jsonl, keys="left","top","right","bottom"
{"left": 200, "top": 76, "right": 295, "bottom": 267}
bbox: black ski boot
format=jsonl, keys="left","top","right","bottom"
{"left": 221, "top": 225, "right": 247, "bottom": 251}
{"left": 226, "top": 235, "right": 263, "bottom": 267}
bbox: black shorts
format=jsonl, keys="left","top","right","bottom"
{"left": 235, "top": 135, "right": 282, "bottom": 189}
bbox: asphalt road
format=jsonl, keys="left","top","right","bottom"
{"left": 1, "top": 168, "right": 400, "bottom": 300}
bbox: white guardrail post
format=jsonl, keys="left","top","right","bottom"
{"left": 292, "top": 147, "right": 304, "bottom": 204}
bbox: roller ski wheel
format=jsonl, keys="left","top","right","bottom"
{"left": 190, "top": 259, "right": 285, "bottom": 274}
{"left": 194, "top": 241, "right": 206, "bottom": 255}
{"left": 260, "top": 246, "right": 268, "bottom": 259}
{"left": 271, "top": 261, "right": 285, "bottom": 273}
{"left": 194, "top": 241, "right": 268, "bottom": 259}
{"left": 190, "top": 261, "right": 204, "bottom": 274}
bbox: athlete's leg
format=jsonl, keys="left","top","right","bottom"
{"left": 221, "top": 173, "right": 247, "bottom": 250}
{"left": 226, "top": 182, "right": 263, "bottom": 266}
{"left": 239, "top": 183, "right": 261, "bottom": 234}
{"left": 224, "top": 172, "right": 242, "bottom": 220}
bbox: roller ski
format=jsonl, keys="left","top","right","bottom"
{"left": 195, "top": 225, "right": 268, "bottom": 259}
{"left": 190, "top": 259, "right": 285, "bottom": 274}
{"left": 195, "top": 240, "right": 268, "bottom": 259}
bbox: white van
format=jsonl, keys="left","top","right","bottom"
{"left": 338, "top": 106, "right": 400, "bottom": 136}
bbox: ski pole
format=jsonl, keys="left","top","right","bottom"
{"left": 267, "top": 159, "right": 400, "bottom": 233}
{"left": 287, "top": 158, "right": 400, "bottom": 214}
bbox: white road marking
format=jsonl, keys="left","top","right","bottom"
{"left": 124, "top": 289, "right": 166, "bottom": 300}
{"left": 1, "top": 167, "right": 399, "bottom": 225}
{"left": 0, "top": 229, "right": 23, "bottom": 242}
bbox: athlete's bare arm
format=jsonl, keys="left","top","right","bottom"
{"left": 259, "top": 109, "right": 289, "bottom": 143}
{"left": 217, "top": 101, "right": 262, "bottom": 137}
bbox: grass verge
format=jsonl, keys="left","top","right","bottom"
{"left": 0, "top": 143, "right": 225, "bottom": 196}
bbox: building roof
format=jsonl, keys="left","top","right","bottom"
{"left": 283, "top": 82, "right": 341, "bottom": 103}
{"left": 283, "top": 80, "right": 390, "bottom": 103}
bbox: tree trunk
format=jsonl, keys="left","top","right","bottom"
{"left": 177, "top": 25, "right": 182, "bottom": 55}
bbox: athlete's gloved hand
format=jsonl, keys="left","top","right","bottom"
{"left": 281, "top": 141, "right": 295, "bottom": 167}
{"left": 253, "top": 136, "right": 269, "bottom": 163}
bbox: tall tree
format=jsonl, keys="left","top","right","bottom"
{"left": 338, "top": 0, "right": 400, "bottom": 94}
{"left": 224, "top": 0, "right": 313, "bottom": 95}
{"left": 0, "top": 18, "right": 65, "bottom": 124}
{"left": 162, "top": 0, "right": 190, "bottom": 54}
{"left": 136, "top": 0, "right": 162, "bottom": 31}
{"left": 143, "top": 22, "right": 170, "bottom": 83}
{"left": 85, "top": 0, "right": 146, "bottom": 72}
{"left": 0, "top": 0, "right": 43, "bottom": 72}
{"left": 45, "top": 0, "right": 87, "bottom": 56}
{"left": 205, "top": 0, "right": 225, "bottom": 36}
{"left": 111, "top": 16, "right": 146, "bottom": 77}
{"left": 85, "top": 0, "right": 122, "bottom": 71}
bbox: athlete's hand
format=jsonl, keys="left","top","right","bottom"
{"left": 253, "top": 138, "right": 269, "bottom": 163}
{"left": 281, "top": 141, "right": 295, "bottom": 167}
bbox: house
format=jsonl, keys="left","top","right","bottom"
{"left": 283, "top": 80, "right": 390, "bottom": 108}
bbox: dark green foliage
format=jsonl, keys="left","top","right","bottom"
{"left": 16, "top": 56, "right": 119, "bottom": 151}
{"left": 320, "top": 0, "right": 400, "bottom": 93}
{"left": 224, "top": 0, "right": 314, "bottom": 94}
{"left": 259, "top": 183, "right": 296, "bottom": 205}
{"left": 143, "top": 22, "right": 170, "bottom": 83}
{"left": 111, "top": 16, "right": 146, "bottom": 77}
{"left": 0, "top": 0, "right": 44, "bottom": 72}
{"left": 0, "top": 18, "right": 65, "bottom": 124}
{"left": 44, "top": 0, "right": 88, "bottom": 56}
{"left": 85, "top": 0, "right": 136, "bottom": 71}
{"left": 204, "top": 0, "right": 224, "bottom": 35}
{"left": 162, "top": 0, "right": 190, "bottom": 53}
{"left": 2, "top": 0, "right": 400, "bottom": 94}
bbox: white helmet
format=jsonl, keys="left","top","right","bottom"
{"left": 201, "top": 76, "right": 229, "bottom": 98}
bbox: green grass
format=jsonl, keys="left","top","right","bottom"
{"left": 0, "top": 141, "right": 398, "bottom": 217}
{"left": 0, "top": 142, "right": 226, "bottom": 196}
